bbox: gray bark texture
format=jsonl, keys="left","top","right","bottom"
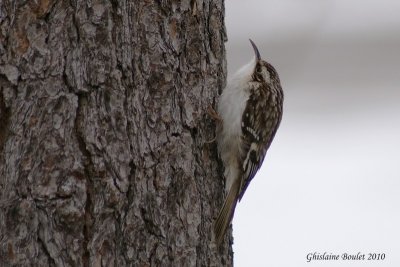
{"left": 0, "top": 0, "right": 231, "bottom": 266}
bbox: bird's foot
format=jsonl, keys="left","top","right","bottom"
{"left": 205, "top": 105, "right": 222, "bottom": 143}
{"left": 204, "top": 136, "right": 216, "bottom": 144}
{"left": 207, "top": 105, "right": 222, "bottom": 122}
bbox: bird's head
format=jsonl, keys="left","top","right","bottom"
{"left": 249, "top": 39, "right": 280, "bottom": 85}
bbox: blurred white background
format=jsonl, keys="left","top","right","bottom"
{"left": 225, "top": 1, "right": 400, "bottom": 266}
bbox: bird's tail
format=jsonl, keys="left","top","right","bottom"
{"left": 214, "top": 178, "right": 241, "bottom": 246}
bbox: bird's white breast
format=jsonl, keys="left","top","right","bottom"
{"left": 217, "top": 59, "right": 255, "bottom": 191}
{"left": 218, "top": 59, "right": 255, "bottom": 139}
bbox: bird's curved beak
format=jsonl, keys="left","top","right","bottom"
{"left": 249, "top": 39, "right": 261, "bottom": 61}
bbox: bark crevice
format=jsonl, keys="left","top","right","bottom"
{"left": 37, "top": 224, "right": 56, "bottom": 267}
{"left": 74, "top": 93, "right": 94, "bottom": 267}
{"left": 0, "top": 87, "right": 11, "bottom": 152}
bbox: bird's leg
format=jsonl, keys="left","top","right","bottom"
{"left": 205, "top": 105, "right": 222, "bottom": 143}
{"left": 205, "top": 136, "right": 216, "bottom": 144}
{"left": 207, "top": 105, "right": 222, "bottom": 122}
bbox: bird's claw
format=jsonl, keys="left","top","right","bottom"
{"left": 207, "top": 105, "right": 222, "bottom": 122}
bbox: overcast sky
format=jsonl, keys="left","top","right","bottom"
{"left": 225, "top": 1, "right": 400, "bottom": 266}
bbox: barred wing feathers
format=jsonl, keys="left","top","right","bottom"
{"left": 238, "top": 87, "right": 283, "bottom": 201}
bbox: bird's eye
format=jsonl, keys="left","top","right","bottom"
{"left": 256, "top": 66, "right": 262, "bottom": 73}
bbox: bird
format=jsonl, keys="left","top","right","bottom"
{"left": 213, "top": 39, "right": 284, "bottom": 245}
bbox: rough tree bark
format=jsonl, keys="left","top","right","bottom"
{"left": 0, "top": 0, "right": 231, "bottom": 266}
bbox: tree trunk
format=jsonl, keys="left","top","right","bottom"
{"left": 0, "top": 1, "right": 231, "bottom": 266}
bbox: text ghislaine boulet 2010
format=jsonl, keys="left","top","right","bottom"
{"left": 306, "top": 252, "right": 386, "bottom": 262}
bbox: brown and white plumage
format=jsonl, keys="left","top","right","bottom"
{"left": 214, "top": 40, "right": 284, "bottom": 245}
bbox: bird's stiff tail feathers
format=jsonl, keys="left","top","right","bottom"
{"left": 214, "top": 178, "right": 241, "bottom": 246}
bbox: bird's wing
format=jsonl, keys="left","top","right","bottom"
{"left": 238, "top": 92, "right": 281, "bottom": 200}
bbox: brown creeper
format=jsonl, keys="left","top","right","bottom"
{"left": 214, "top": 39, "right": 284, "bottom": 245}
